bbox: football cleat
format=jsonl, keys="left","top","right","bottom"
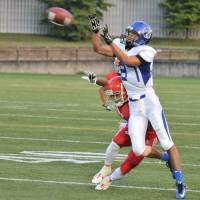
{"left": 166, "top": 160, "right": 175, "bottom": 179}
{"left": 95, "top": 176, "right": 112, "bottom": 191}
{"left": 176, "top": 182, "right": 186, "bottom": 199}
{"left": 92, "top": 165, "right": 112, "bottom": 184}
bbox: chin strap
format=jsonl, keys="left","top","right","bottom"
{"left": 125, "top": 41, "right": 134, "bottom": 50}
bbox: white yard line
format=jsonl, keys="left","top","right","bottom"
{"left": 0, "top": 177, "right": 199, "bottom": 193}
{"left": 0, "top": 113, "right": 199, "bottom": 126}
{"left": 0, "top": 150, "right": 199, "bottom": 167}
{"left": 0, "top": 98, "right": 199, "bottom": 104}
{"left": 2, "top": 106, "right": 200, "bottom": 118}
{"left": 0, "top": 123, "right": 110, "bottom": 131}
{"left": 0, "top": 136, "right": 200, "bottom": 150}
{"left": 0, "top": 100, "right": 81, "bottom": 107}
{"left": 0, "top": 136, "right": 110, "bottom": 144}
{"left": 1, "top": 100, "right": 200, "bottom": 112}
{"left": 2, "top": 106, "right": 107, "bottom": 114}
{"left": 0, "top": 113, "right": 118, "bottom": 122}
{"left": 0, "top": 136, "right": 200, "bottom": 168}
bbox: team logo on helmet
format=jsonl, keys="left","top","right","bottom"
{"left": 143, "top": 28, "right": 152, "bottom": 39}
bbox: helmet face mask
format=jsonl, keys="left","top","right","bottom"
{"left": 106, "top": 90, "right": 125, "bottom": 107}
{"left": 125, "top": 28, "right": 139, "bottom": 49}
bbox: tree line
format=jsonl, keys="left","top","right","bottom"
{"left": 40, "top": 0, "right": 200, "bottom": 40}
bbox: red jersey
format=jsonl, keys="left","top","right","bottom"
{"left": 116, "top": 102, "right": 129, "bottom": 121}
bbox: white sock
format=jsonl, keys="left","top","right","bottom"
{"left": 110, "top": 168, "right": 128, "bottom": 181}
{"left": 104, "top": 141, "right": 120, "bottom": 166}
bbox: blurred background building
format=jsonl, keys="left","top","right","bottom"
{"left": 0, "top": 0, "right": 199, "bottom": 39}
{"left": 0, "top": 0, "right": 48, "bottom": 34}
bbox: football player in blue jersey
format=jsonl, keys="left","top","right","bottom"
{"left": 88, "top": 14, "right": 186, "bottom": 199}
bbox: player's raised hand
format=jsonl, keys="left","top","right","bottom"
{"left": 88, "top": 14, "right": 100, "bottom": 33}
{"left": 82, "top": 72, "right": 97, "bottom": 84}
{"left": 88, "top": 72, "right": 97, "bottom": 83}
{"left": 101, "top": 24, "right": 113, "bottom": 45}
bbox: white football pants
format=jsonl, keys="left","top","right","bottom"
{"left": 128, "top": 93, "right": 174, "bottom": 156}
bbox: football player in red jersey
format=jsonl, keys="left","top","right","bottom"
{"left": 83, "top": 72, "right": 173, "bottom": 190}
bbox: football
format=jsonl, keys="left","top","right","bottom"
{"left": 47, "top": 7, "right": 74, "bottom": 26}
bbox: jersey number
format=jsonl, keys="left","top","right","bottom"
{"left": 120, "top": 65, "right": 127, "bottom": 81}
{"left": 120, "top": 64, "right": 140, "bottom": 82}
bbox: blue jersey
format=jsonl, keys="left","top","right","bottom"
{"left": 113, "top": 38, "right": 157, "bottom": 98}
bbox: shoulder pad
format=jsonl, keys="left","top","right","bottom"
{"left": 138, "top": 47, "right": 157, "bottom": 63}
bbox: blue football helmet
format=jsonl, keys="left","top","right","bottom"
{"left": 122, "top": 21, "right": 152, "bottom": 47}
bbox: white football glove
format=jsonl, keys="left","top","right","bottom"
{"left": 82, "top": 72, "right": 97, "bottom": 84}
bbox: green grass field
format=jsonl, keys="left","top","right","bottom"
{"left": 0, "top": 73, "right": 199, "bottom": 200}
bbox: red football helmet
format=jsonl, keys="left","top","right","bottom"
{"left": 105, "top": 76, "right": 128, "bottom": 107}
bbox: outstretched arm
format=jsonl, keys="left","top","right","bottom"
{"left": 101, "top": 25, "right": 141, "bottom": 67}
{"left": 82, "top": 72, "right": 108, "bottom": 86}
{"left": 110, "top": 43, "right": 141, "bottom": 66}
{"left": 92, "top": 33, "right": 114, "bottom": 57}
{"left": 88, "top": 14, "right": 114, "bottom": 57}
